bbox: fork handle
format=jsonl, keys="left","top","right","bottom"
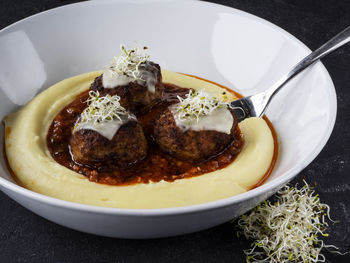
{"left": 264, "top": 25, "right": 350, "bottom": 111}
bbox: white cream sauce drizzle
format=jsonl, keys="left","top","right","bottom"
{"left": 102, "top": 68, "right": 157, "bottom": 93}
{"left": 74, "top": 114, "right": 136, "bottom": 140}
{"left": 139, "top": 69, "right": 157, "bottom": 93}
{"left": 102, "top": 71, "right": 132, "bottom": 89}
{"left": 169, "top": 104, "right": 233, "bottom": 134}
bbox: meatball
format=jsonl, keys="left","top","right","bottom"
{"left": 154, "top": 109, "right": 238, "bottom": 162}
{"left": 70, "top": 120, "right": 147, "bottom": 168}
{"left": 90, "top": 62, "right": 162, "bottom": 113}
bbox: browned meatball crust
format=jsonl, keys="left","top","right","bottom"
{"left": 70, "top": 120, "right": 147, "bottom": 168}
{"left": 154, "top": 108, "right": 238, "bottom": 162}
{"left": 90, "top": 62, "right": 163, "bottom": 113}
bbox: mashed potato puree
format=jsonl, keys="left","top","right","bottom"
{"left": 3, "top": 70, "right": 274, "bottom": 208}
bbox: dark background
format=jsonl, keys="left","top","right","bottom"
{"left": 1, "top": 0, "right": 349, "bottom": 262}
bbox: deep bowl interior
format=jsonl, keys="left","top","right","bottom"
{"left": 0, "top": 0, "right": 336, "bottom": 237}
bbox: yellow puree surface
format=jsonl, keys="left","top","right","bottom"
{"left": 3, "top": 70, "right": 274, "bottom": 208}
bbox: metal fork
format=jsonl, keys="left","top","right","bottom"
{"left": 230, "top": 26, "right": 350, "bottom": 122}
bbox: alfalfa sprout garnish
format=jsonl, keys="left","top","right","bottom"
{"left": 175, "top": 89, "right": 236, "bottom": 123}
{"left": 105, "top": 44, "right": 150, "bottom": 82}
{"left": 236, "top": 181, "right": 348, "bottom": 263}
{"left": 75, "top": 90, "right": 133, "bottom": 128}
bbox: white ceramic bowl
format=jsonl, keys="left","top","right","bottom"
{"left": 0, "top": 0, "right": 336, "bottom": 238}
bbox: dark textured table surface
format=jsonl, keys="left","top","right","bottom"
{"left": 1, "top": 0, "right": 349, "bottom": 262}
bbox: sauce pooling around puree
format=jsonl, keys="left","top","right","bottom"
{"left": 47, "top": 83, "right": 245, "bottom": 186}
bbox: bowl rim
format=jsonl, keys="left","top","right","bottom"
{"left": 0, "top": 0, "right": 337, "bottom": 216}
